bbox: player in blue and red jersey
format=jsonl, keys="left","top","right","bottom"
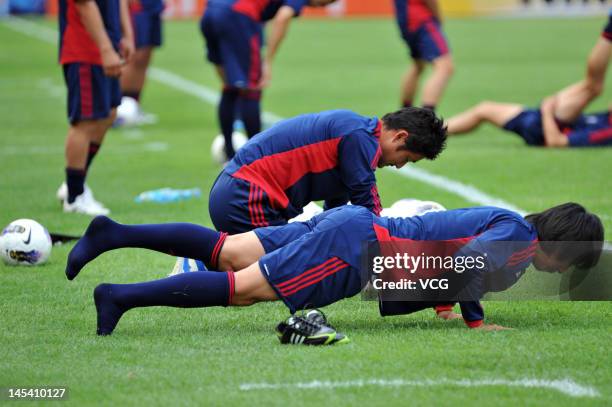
{"left": 58, "top": 0, "right": 134, "bottom": 215}
{"left": 208, "top": 108, "right": 447, "bottom": 234}
{"left": 200, "top": 0, "right": 337, "bottom": 160}
{"left": 116, "top": 0, "right": 164, "bottom": 126}
{"left": 64, "top": 202, "right": 603, "bottom": 335}
{"left": 393, "top": 0, "right": 454, "bottom": 112}
{"left": 446, "top": 14, "right": 612, "bottom": 148}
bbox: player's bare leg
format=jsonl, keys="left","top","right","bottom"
{"left": 400, "top": 59, "right": 425, "bottom": 107}
{"left": 446, "top": 101, "right": 523, "bottom": 135}
{"left": 218, "top": 232, "right": 266, "bottom": 271}
{"left": 554, "top": 38, "right": 610, "bottom": 123}
{"left": 421, "top": 54, "right": 454, "bottom": 109}
{"left": 120, "top": 47, "right": 153, "bottom": 98}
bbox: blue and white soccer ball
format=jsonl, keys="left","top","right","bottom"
{"left": 0, "top": 219, "right": 52, "bottom": 266}
{"left": 211, "top": 132, "right": 249, "bottom": 164}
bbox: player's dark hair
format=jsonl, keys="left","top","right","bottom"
{"left": 525, "top": 203, "right": 604, "bottom": 269}
{"left": 382, "top": 107, "right": 447, "bottom": 160}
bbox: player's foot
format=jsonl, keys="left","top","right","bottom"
{"left": 65, "top": 215, "right": 117, "bottom": 280}
{"left": 61, "top": 186, "right": 110, "bottom": 216}
{"left": 94, "top": 283, "right": 127, "bottom": 336}
{"left": 114, "top": 97, "right": 158, "bottom": 127}
{"left": 276, "top": 314, "right": 345, "bottom": 346}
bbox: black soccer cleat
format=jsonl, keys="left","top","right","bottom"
{"left": 276, "top": 316, "right": 338, "bottom": 346}
{"left": 305, "top": 309, "right": 350, "bottom": 345}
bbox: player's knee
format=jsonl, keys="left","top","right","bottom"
{"left": 475, "top": 101, "right": 493, "bottom": 117}
{"left": 586, "top": 79, "right": 604, "bottom": 99}
{"left": 435, "top": 57, "right": 454, "bottom": 77}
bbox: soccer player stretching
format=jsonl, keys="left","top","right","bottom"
{"left": 58, "top": 0, "right": 134, "bottom": 215}
{"left": 393, "top": 0, "right": 454, "bottom": 111}
{"left": 446, "top": 14, "right": 612, "bottom": 148}
{"left": 208, "top": 108, "right": 447, "bottom": 234}
{"left": 200, "top": 0, "right": 337, "bottom": 160}
{"left": 65, "top": 203, "right": 603, "bottom": 336}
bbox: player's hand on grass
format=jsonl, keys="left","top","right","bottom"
{"left": 101, "top": 46, "right": 123, "bottom": 77}
{"left": 259, "top": 60, "right": 272, "bottom": 89}
{"left": 120, "top": 36, "right": 135, "bottom": 64}
{"left": 474, "top": 323, "right": 512, "bottom": 331}
{"left": 436, "top": 310, "right": 462, "bottom": 320}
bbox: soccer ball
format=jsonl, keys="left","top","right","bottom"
{"left": 0, "top": 219, "right": 52, "bottom": 266}
{"left": 380, "top": 199, "right": 446, "bottom": 218}
{"left": 210, "top": 132, "right": 249, "bottom": 164}
{"left": 115, "top": 96, "right": 140, "bottom": 126}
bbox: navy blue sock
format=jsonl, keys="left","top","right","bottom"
{"left": 66, "top": 167, "right": 86, "bottom": 203}
{"left": 86, "top": 142, "right": 101, "bottom": 171}
{"left": 123, "top": 91, "right": 141, "bottom": 102}
{"left": 65, "top": 216, "right": 228, "bottom": 280}
{"left": 238, "top": 90, "right": 261, "bottom": 138}
{"left": 423, "top": 104, "right": 436, "bottom": 112}
{"left": 94, "top": 271, "right": 235, "bottom": 335}
{"left": 219, "top": 87, "right": 238, "bottom": 159}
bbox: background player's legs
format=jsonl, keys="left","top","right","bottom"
{"left": 120, "top": 47, "right": 153, "bottom": 103}
{"left": 400, "top": 60, "right": 425, "bottom": 107}
{"left": 421, "top": 54, "right": 454, "bottom": 111}
{"left": 94, "top": 263, "right": 277, "bottom": 335}
{"left": 446, "top": 101, "right": 523, "bottom": 135}
{"left": 215, "top": 65, "right": 239, "bottom": 158}
{"left": 237, "top": 89, "right": 262, "bottom": 137}
{"left": 554, "top": 38, "right": 611, "bottom": 123}
{"left": 64, "top": 112, "right": 114, "bottom": 204}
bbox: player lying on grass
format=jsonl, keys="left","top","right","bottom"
{"left": 446, "top": 14, "right": 612, "bottom": 148}
{"left": 209, "top": 108, "right": 447, "bottom": 234}
{"left": 65, "top": 202, "right": 603, "bottom": 336}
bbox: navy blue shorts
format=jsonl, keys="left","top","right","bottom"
{"left": 258, "top": 206, "right": 377, "bottom": 314}
{"left": 403, "top": 19, "right": 450, "bottom": 62}
{"left": 502, "top": 108, "right": 545, "bottom": 146}
{"left": 200, "top": 6, "right": 262, "bottom": 89}
{"left": 132, "top": 10, "right": 163, "bottom": 48}
{"left": 209, "top": 172, "right": 287, "bottom": 234}
{"left": 63, "top": 63, "right": 121, "bottom": 124}
{"left": 604, "top": 10, "right": 612, "bottom": 41}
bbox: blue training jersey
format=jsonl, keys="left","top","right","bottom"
{"left": 207, "top": 0, "right": 307, "bottom": 22}
{"left": 374, "top": 207, "right": 538, "bottom": 325}
{"left": 564, "top": 111, "right": 612, "bottom": 147}
{"left": 225, "top": 110, "right": 383, "bottom": 218}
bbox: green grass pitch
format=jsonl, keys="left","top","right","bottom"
{"left": 1, "top": 15, "right": 611, "bottom": 405}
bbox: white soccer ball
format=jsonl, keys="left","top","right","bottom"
{"left": 116, "top": 96, "right": 140, "bottom": 126}
{"left": 381, "top": 199, "right": 446, "bottom": 218}
{"left": 211, "top": 132, "right": 249, "bottom": 164}
{"left": 0, "top": 219, "right": 52, "bottom": 266}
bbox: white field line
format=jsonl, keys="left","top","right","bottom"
{"left": 239, "top": 378, "right": 601, "bottom": 398}
{"left": 0, "top": 142, "right": 168, "bottom": 156}
{"left": 0, "top": 17, "right": 538, "bottom": 215}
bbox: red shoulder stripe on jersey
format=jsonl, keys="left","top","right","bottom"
{"left": 233, "top": 138, "right": 342, "bottom": 209}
